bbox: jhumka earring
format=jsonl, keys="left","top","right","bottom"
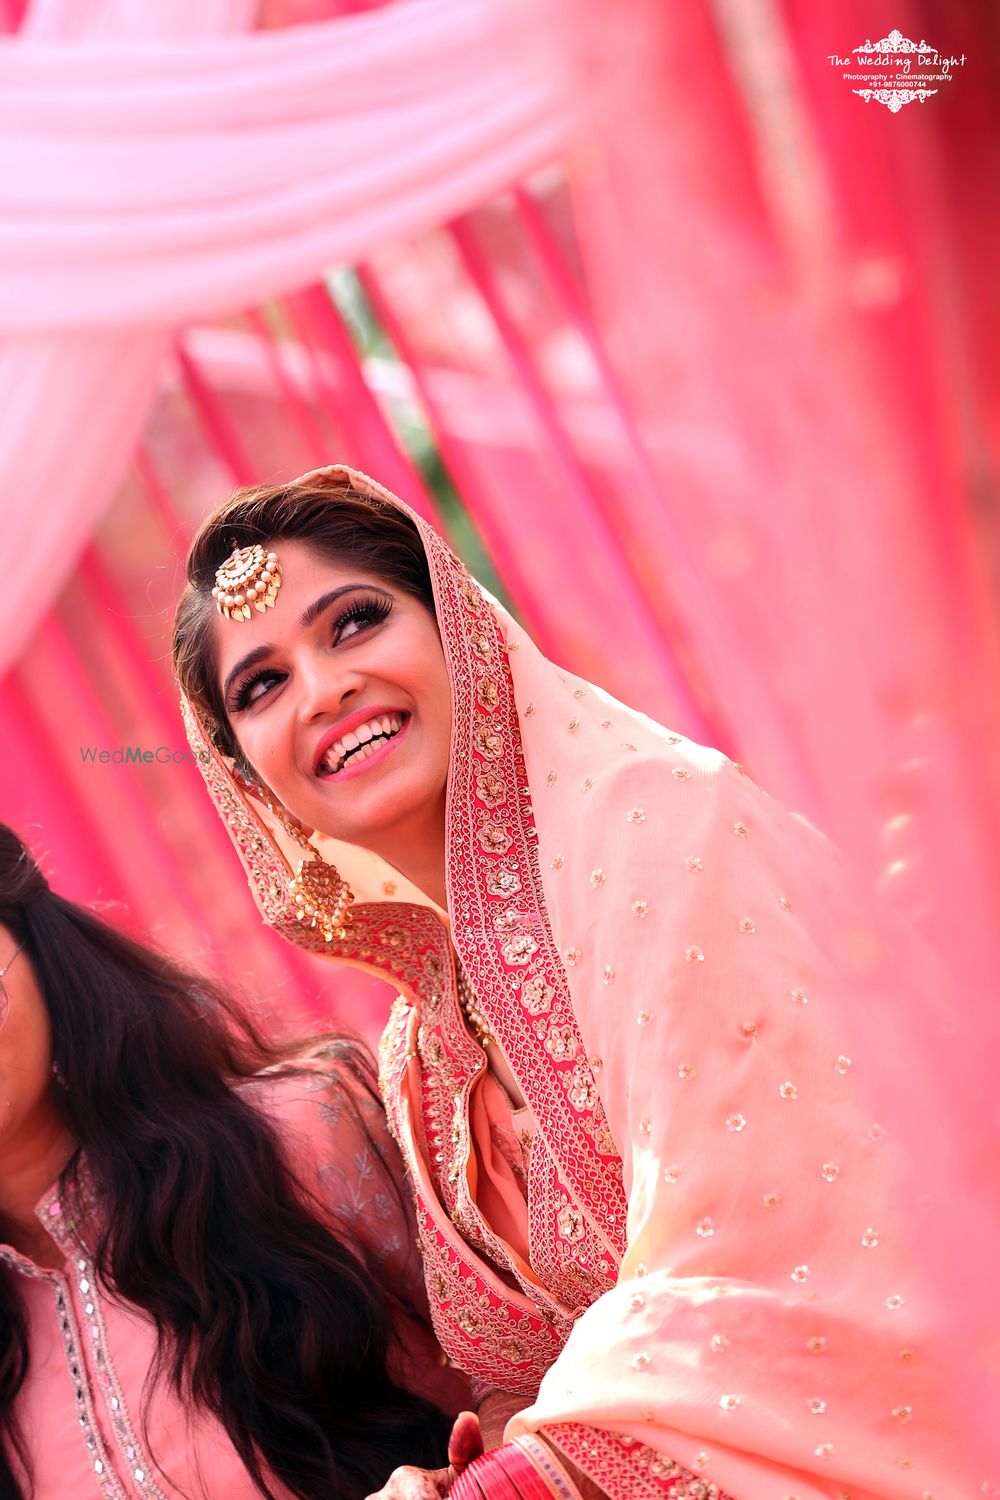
{"left": 213, "top": 540, "right": 283, "bottom": 622}
{"left": 246, "top": 780, "right": 354, "bottom": 942}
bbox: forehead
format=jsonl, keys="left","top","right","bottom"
{"left": 210, "top": 539, "right": 395, "bottom": 683}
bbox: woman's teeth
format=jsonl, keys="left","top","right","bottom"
{"left": 319, "top": 713, "right": 405, "bottom": 776}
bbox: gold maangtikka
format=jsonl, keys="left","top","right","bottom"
{"left": 212, "top": 542, "right": 282, "bottom": 622}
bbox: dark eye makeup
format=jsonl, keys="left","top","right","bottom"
{"left": 228, "top": 592, "right": 393, "bottom": 713}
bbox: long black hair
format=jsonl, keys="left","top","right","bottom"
{"left": 0, "top": 823, "right": 451, "bottom": 1499}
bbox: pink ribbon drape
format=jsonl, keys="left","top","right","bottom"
{"left": 0, "top": 0, "right": 571, "bottom": 673}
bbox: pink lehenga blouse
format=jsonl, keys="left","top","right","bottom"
{"left": 0, "top": 1051, "right": 462, "bottom": 1500}
{"left": 183, "top": 465, "right": 988, "bottom": 1500}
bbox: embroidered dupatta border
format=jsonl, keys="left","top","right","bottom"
{"left": 419, "top": 502, "right": 627, "bottom": 1257}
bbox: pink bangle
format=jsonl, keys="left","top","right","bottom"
{"left": 451, "top": 1436, "right": 582, "bottom": 1500}
{"left": 460, "top": 1451, "right": 523, "bottom": 1500}
{"left": 451, "top": 1453, "right": 524, "bottom": 1500}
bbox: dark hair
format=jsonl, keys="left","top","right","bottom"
{"left": 172, "top": 480, "right": 434, "bottom": 780}
{"left": 0, "top": 825, "right": 451, "bottom": 1499}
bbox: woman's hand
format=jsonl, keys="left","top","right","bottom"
{"left": 365, "top": 1410, "right": 483, "bottom": 1499}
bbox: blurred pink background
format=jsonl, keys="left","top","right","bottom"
{"left": 1, "top": 0, "right": 998, "bottom": 1465}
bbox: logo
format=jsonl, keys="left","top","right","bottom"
{"left": 78, "top": 745, "right": 210, "bottom": 766}
{"left": 827, "top": 28, "right": 966, "bottom": 113}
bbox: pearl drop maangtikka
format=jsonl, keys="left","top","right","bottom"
{"left": 212, "top": 541, "right": 283, "bottom": 622}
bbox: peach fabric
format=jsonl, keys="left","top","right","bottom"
{"left": 498, "top": 650, "right": 977, "bottom": 1496}
{"left": 180, "top": 465, "right": 992, "bottom": 1499}
{"left": 467, "top": 1070, "right": 534, "bottom": 1269}
{"left": 0, "top": 1053, "right": 462, "bottom": 1499}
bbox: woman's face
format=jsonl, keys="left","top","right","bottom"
{"left": 0, "top": 925, "right": 57, "bottom": 1149}
{"left": 212, "top": 539, "right": 453, "bottom": 856}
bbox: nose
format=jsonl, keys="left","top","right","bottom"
{"left": 294, "top": 646, "right": 364, "bottom": 725}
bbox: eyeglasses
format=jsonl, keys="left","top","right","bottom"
{"left": 0, "top": 941, "right": 23, "bottom": 1027}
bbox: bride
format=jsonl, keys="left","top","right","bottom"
{"left": 173, "top": 463, "right": 977, "bottom": 1500}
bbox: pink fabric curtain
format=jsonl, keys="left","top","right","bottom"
{"left": 0, "top": 0, "right": 570, "bottom": 673}
{"left": 1, "top": 0, "right": 997, "bottom": 1454}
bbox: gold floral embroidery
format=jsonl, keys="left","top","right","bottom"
{"left": 476, "top": 677, "right": 500, "bottom": 710}
{"left": 473, "top": 723, "right": 504, "bottom": 759}
{"left": 493, "top": 908, "right": 529, "bottom": 933}
{"left": 475, "top": 772, "right": 507, "bottom": 808}
{"left": 544, "top": 1023, "right": 580, "bottom": 1062}
{"left": 557, "top": 1202, "right": 586, "bottom": 1242}
{"left": 486, "top": 865, "right": 523, "bottom": 897}
{"left": 520, "top": 973, "right": 555, "bottom": 1015}
{"left": 568, "top": 1061, "right": 598, "bottom": 1110}
{"left": 502, "top": 933, "right": 539, "bottom": 966}
{"left": 478, "top": 823, "right": 513, "bottom": 856}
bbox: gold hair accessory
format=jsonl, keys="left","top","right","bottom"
{"left": 246, "top": 780, "right": 354, "bottom": 942}
{"left": 212, "top": 541, "right": 282, "bottom": 622}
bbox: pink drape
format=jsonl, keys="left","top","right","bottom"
{"left": 0, "top": 0, "right": 997, "bottom": 1457}
{"left": 0, "top": 0, "right": 570, "bottom": 673}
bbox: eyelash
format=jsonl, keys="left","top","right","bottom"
{"left": 230, "top": 594, "right": 393, "bottom": 712}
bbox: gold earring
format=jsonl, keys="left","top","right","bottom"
{"left": 247, "top": 780, "right": 354, "bottom": 942}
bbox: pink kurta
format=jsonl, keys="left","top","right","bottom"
{"left": 1, "top": 1053, "right": 460, "bottom": 1499}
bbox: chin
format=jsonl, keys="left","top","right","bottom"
{"left": 313, "top": 784, "right": 426, "bottom": 842}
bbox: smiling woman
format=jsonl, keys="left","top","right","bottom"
{"left": 174, "top": 489, "right": 454, "bottom": 910}
{"left": 173, "top": 465, "right": 982, "bottom": 1500}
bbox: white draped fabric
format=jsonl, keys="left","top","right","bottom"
{"left": 0, "top": 0, "right": 570, "bottom": 672}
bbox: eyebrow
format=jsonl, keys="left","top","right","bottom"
{"left": 222, "top": 583, "right": 389, "bottom": 704}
